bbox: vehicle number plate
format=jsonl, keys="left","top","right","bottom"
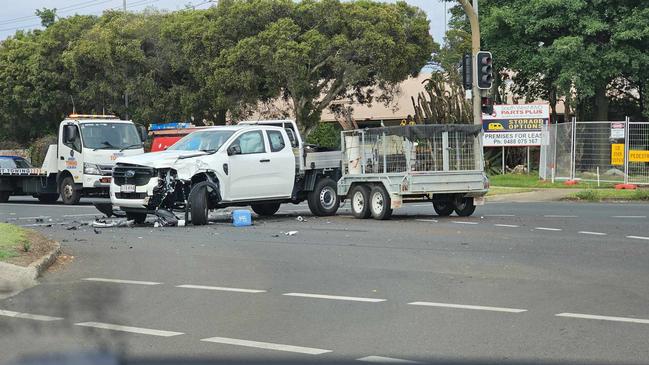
{"left": 121, "top": 184, "right": 135, "bottom": 193}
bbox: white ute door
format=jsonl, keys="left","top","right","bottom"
{"left": 264, "top": 129, "right": 295, "bottom": 198}
{"left": 227, "top": 130, "right": 274, "bottom": 200}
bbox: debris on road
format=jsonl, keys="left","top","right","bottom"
{"left": 296, "top": 216, "right": 306, "bottom": 222}
{"left": 285, "top": 230, "right": 299, "bottom": 236}
{"left": 91, "top": 219, "right": 134, "bottom": 228}
{"left": 155, "top": 209, "right": 178, "bottom": 227}
{"left": 93, "top": 228, "right": 102, "bottom": 234}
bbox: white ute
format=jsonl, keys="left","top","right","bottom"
{"left": 110, "top": 120, "right": 342, "bottom": 224}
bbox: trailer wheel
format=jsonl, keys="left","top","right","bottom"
{"left": 454, "top": 197, "right": 476, "bottom": 217}
{"left": 433, "top": 201, "right": 454, "bottom": 216}
{"left": 0, "top": 191, "right": 9, "bottom": 203}
{"left": 350, "top": 185, "right": 371, "bottom": 219}
{"left": 308, "top": 177, "right": 339, "bottom": 216}
{"left": 369, "top": 185, "right": 392, "bottom": 220}
{"left": 60, "top": 176, "right": 81, "bottom": 205}
{"left": 251, "top": 203, "right": 281, "bottom": 216}
{"left": 37, "top": 194, "right": 59, "bottom": 203}
{"left": 126, "top": 212, "right": 147, "bottom": 224}
{"left": 189, "top": 182, "right": 211, "bottom": 226}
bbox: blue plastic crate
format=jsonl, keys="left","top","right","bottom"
{"left": 232, "top": 209, "right": 252, "bottom": 227}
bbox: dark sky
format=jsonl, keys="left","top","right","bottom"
{"left": 0, "top": 0, "right": 450, "bottom": 44}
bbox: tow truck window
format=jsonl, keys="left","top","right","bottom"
{"left": 80, "top": 123, "right": 141, "bottom": 150}
{"left": 64, "top": 125, "right": 82, "bottom": 152}
{"left": 266, "top": 130, "right": 285, "bottom": 152}
{"left": 168, "top": 130, "right": 234, "bottom": 151}
{"left": 231, "top": 131, "right": 265, "bottom": 154}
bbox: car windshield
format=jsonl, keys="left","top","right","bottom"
{"left": 167, "top": 130, "right": 234, "bottom": 152}
{"left": 80, "top": 122, "right": 142, "bottom": 150}
{"left": 0, "top": 157, "right": 31, "bottom": 168}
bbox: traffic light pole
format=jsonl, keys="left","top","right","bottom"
{"left": 458, "top": 0, "right": 482, "bottom": 126}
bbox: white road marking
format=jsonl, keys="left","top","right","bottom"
{"left": 357, "top": 356, "right": 421, "bottom": 364}
{"left": 627, "top": 235, "right": 649, "bottom": 241}
{"left": 176, "top": 284, "right": 266, "bottom": 293}
{"left": 452, "top": 221, "right": 479, "bottom": 225}
{"left": 283, "top": 292, "right": 386, "bottom": 302}
{"left": 62, "top": 213, "right": 102, "bottom": 217}
{"left": 20, "top": 222, "right": 67, "bottom": 227}
{"left": 17, "top": 216, "right": 51, "bottom": 220}
{"left": 415, "top": 219, "right": 438, "bottom": 223}
{"left": 578, "top": 231, "right": 607, "bottom": 236}
{"left": 75, "top": 322, "right": 184, "bottom": 336}
{"left": 82, "top": 278, "right": 161, "bottom": 285}
{"left": 408, "top": 301, "right": 527, "bottom": 313}
{"left": 411, "top": 204, "right": 430, "bottom": 207}
{"left": 484, "top": 214, "right": 515, "bottom": 217}
{"left": 0, "top": 309, "right": 63, "bottom": 321}
{"left": 494, "top": 224, "right": 519, "bottom": 228}
{"left": 544, "top": 215, "right": 578, "bottom": 218}
{"left": 0, "top": 203, "right": 95, "bottom": 208}
{"left": 612, "top": 215, "right": 646, "bottom": 219}
{"left": 535, "top": 227, "right": 562, "bottom": 231}
{"left": 201, "top": 337, "right": 331, "bottom": 355}
{"left": 556, "top": 312, "right": 649, "bottom": 325}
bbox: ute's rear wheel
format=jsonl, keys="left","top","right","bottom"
{"left": 0, "top": 191, "right": 10, "bottom": 203}
{"left": 369, "top": 185, "right": 392, "bottom": 220}
{"left": 126, "top": 212, "right": 147, "bottom": 224}
{"left": 60, "top": 176, "right": 81, "bottom": 205}
{"left": 433, "top": 200, "right": 454, "bottom": 216}
{"left": 454, "top": 197, "right": 476, "bottom": 217}
{"left": 37, "top": 194, "right": 59, "bottom": 203}
{"left": 251, "top": 203, "right": 281, "bottom": 216}
{"left": 350, "top": 185, "right": 371, "bottom": 219}
{"left": 307, "top": 177, "right": 339, "bottom": 216}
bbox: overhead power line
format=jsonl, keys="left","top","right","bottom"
{"left": 0, "top": 0, "right": 112, "bottom": 26}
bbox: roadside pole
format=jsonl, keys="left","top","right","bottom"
{"left": 458, "top": 0, "right": 481, "bottom": 126}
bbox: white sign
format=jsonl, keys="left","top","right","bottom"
{"left": 482, "top": 104, "right": 550, "bottom": 121}
{"left": 483, "top": 131, "right": 544, "bottom": 147}
{"left": 610, "top": 122, "right": 625, "bottom": 139}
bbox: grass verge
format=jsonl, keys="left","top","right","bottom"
{"left": 486, "top": 187, "right": 535, "bottom": 196}
{"left": 0, "top": 223, "right": 28, "bottom": 261}
{"left": 567, "top": 189, "right": 649, "bottom": 202}
{"left": 489, "top": 174, "right": 616, "bottom": 189}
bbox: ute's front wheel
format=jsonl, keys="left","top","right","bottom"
{"left": 307, "top": 177, "right": 339, "bottom": 216}
{"left": 189, "top": 182, "right": 210, "bottom": 226}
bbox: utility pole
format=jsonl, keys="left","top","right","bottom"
{"left": 123, "top": 0, "right": 127, "bottom": 11}
{"left": 458, "top": 0, "right": 482, "bottom": 126}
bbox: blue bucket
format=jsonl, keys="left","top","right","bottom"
{"left": 232, "top": 209, "right": 252, "bottom": 227}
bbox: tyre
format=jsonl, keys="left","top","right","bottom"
{"left": 454, "top": 197, "right": 476, "bottom": 217}
{"left": 189, "top": 182, "right": 210, "bottom": 225}
{"left": 59, "top": 176, "right": 81, "bottom": 205}
{"left": 37, "top": 194, "right": 59, "bottom": 203}
{"left": 0, "top": 191, "right": 9, "bottom": 203}
{"left": 251, "top": 202, "right": 281, "bottom": 216}
{"left": 126, "top": 212, "right": 147, "bottom": 224}
{"left": 433, "top": 200, "right": 454, "bottom": 216}
{"left": 307, "top": 177, "right": 340, "bottom": 216}
{"left": 369, "top": 185, "right": 392, "bottom": 220}
{"left": 349, "top": 185, "right": 371, "bottom": 219}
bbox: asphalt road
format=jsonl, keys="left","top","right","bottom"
{"left": 1, "top": 197, "right": 649, "bottom": 364}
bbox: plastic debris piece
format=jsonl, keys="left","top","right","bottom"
{"left": 296, "top": 216, "right": 306, "bottom": 222}
{"left": 285, "top": 231, "right": 298, "bottom": 236}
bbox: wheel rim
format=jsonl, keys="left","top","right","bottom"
{"left": 352, "top": 190, "right": 364, "bottom": 213}
{"left": 63, "top": 184, "right": 73, "bottom": 200}
{"left": 319, "top": 186, "right": 336, "bottom": 210}
{"left": 371, "top": 191, "right": 384, "bottom": 214}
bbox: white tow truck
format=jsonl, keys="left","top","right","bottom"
{"left": 109, "top": 120, "right": 488, "bottom": 225}
{"left": 109, "top": 120, "right": 341, "bottom": 223}
{"left": 0, "top": 114, "right": 146, "bottom": 204}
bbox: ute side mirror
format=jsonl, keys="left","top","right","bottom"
{"left": 285, "top": 128, "right": 298, "bottom": 148}
{"left": 137, "top": 125, "right": 147, "bottom": 142}
{"left": 63, "top": 125, "right": 78, "bottom": 143}
{"left": 227, "top": 145, "right": 242, "bottom": 156}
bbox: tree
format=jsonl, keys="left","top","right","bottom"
{"left": 35, "top": 8, "right": 57, "bottom": 28}
{"left": 214, "top": 0, "right": 435, "bottom": 134}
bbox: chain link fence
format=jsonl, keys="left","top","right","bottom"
{"left": 540, "top": 118, "right": 649, "bottom": 185}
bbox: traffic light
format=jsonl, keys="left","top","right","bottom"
{"left": 461, "top": 54, "right": 472, "bottom": 90}
{"left": 476, "top": 51, "right": 493, "bottom": 90}
{"left": 481, "top": 97, "right": 494, "bottom": 115}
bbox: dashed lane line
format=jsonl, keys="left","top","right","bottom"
{"left": 534, "top": 227, "right": 562, "bottom": 231}
{"left": 75, "top": 321, "right": 184, "bottom": 337}
{"left": 544, "top": 215, "right": 578, "bottom": 218}
{"left": 612, "top": 216, "right": 646, "bottom": 219}
{"left": 17, "top": 216, "right": 51, "bottom": 220}
{"left": 357, "top": 356, "right": 421, "bottom": 364}
{"left": 176, "top": 284, "right": 266, "bottom": 293}
{"left": 494, "top": 224, "right": 519, "bottom": 228}
{"left": 452, "top": 221, "right": 479, "bottom": 225}
{"left": 283, "top": 292, "right": 386, "bottom": 303}
{"left": 62, "top": 213, "right": 103, "bottom": 217}
{"left": 415, "top": 219, "right": 438, "bottom": 223}
{"left": 82, "top": 278, "right": 162, "bottom": 285}
{"left": 484, "top": 214, "right": 515, "bottom": 217}
{"left": 201, "top": 336, "right": 331, "bottom": 355}
{"left": 408, "top": 301, "right": 527, "bottom": 313}
{"left": 627, "top": 235, "right": 649, "bottom": 241}
{"left": 0, "top": 203, "right": 95, "bottom": 208}
{"left": 0, "top": 309, "right": 62, "bottom": 321}
{"left": 556, "top": 312, "right": 649, "bottom": 325}
{"left": 578, "top": 231, "right": 607, "bottom": 236}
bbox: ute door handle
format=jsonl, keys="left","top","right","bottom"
{"left": 259, "top": 159, "right": 270, "bottom": 163}
{"left": 60, "top": 156, "right": 64, "bottom": 160}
